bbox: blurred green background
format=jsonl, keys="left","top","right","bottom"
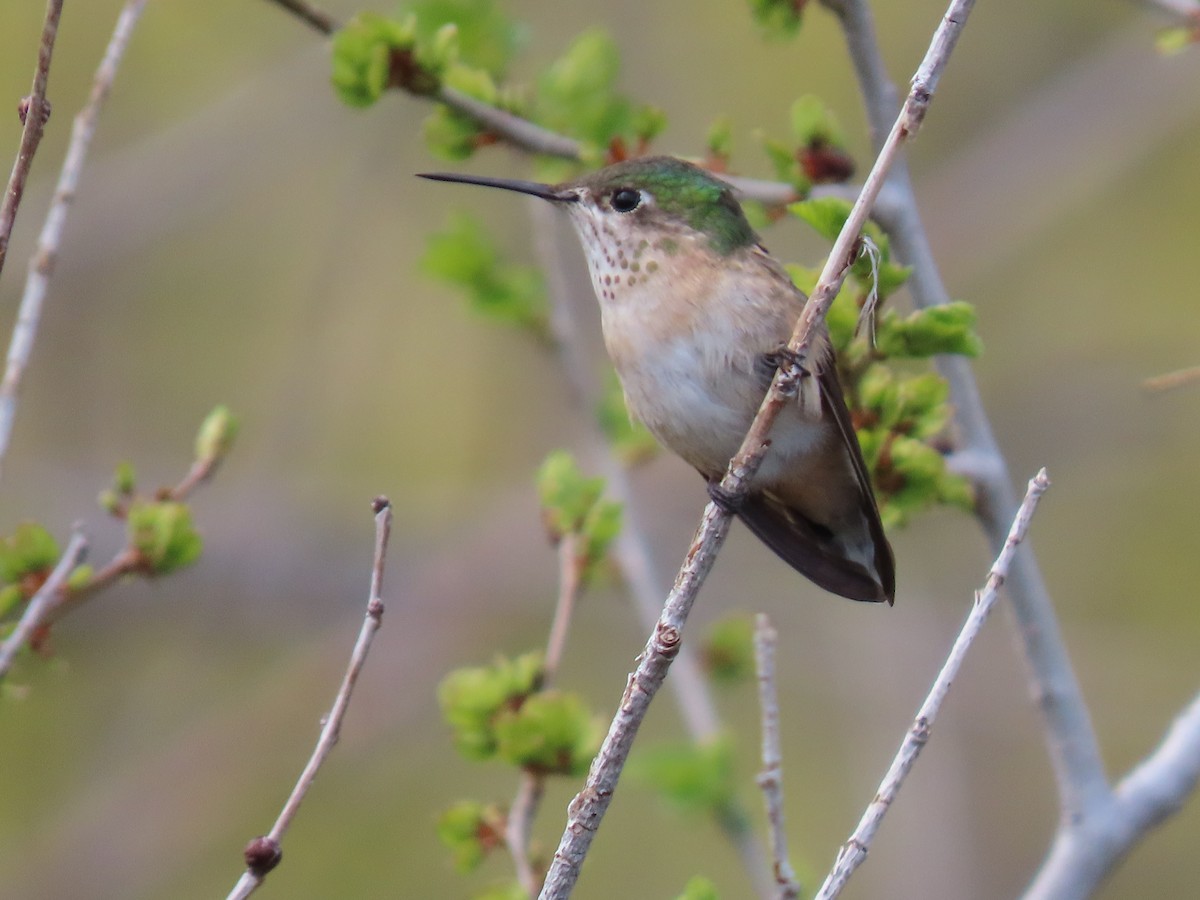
{"left": 1, "top": 1, "right": 1198, "bottom": 897}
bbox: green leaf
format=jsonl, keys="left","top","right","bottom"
{"left": 493, "top": 690, "right": 602, "bottom": 775}
{"left": 579, "top": 498, "right": 622, "bottom": 584}
{"left": 126, "top": 502, "right": 203, "bottom": 575}
{"left": 113, "top": 461, "right": 137, "bottom": 495}
{"left": 705, "top": 117, "right": 733, "bottom": 161}
{"left": 1156, "top": 25, "right": 1199, "bottom": 56}
{"left": 633, "top": 737, "right": 737, "bottom": 814}
{"left": 195, "top": 405, "right": 238, "bottom": 464}
{"left": 536, "top": 451, "right": 606, "bottom": 538}
{"left": 789, "top": 94, "right": 844, "bottom": 147}
{"left": 330, "top": 13, "right": 420, "bottom": 107}
{"left": 789, "top": 196, "right": 850, "bottom": 242}
{"left": 407, "top": 0, "right": 526, "bottom": 76}
{"left": 757, "top": 131, "right": 810, "bottom": 193}
{"left": 438, "top": 653, "right": 544, "bottom": 760}
{"left": 421, "top": 213, "right": 549, "bottom": 336}
{"left": 535, "top": 29, "right": 632, "bottom": 150}
{"left": 701, "top": 614, "right": 755, "bottom": 684}
{"left": 748, "top": 0, "right": 807, "bottom": 36}
{"left": 875, "top": 302, "right": 983, "bottom": 359}
{"left": 436, "top": 800, "right": 505, "bottom": 872}
{"left": 0, "top": 584, "right": 23, "bottom": 619}
{"left": 677, "top": 876, "right": 721, "bottom": 900}
{"left": 0, "top": 523, "right": 60, "bottom": 585}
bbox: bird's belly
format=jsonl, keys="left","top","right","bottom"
{"left": 614, "top": 336, "right": 828, "bottom": 480}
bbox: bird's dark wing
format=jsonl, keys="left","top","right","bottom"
{"left": 812, "top": 355, "right": 895, "bottom": 603}
{"left": 730, "top": 342, "right": 895, "bottom": 603}
{"left": 733, "top": 488, "right": 891, "bottom": 602}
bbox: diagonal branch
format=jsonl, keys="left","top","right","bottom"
{"left": 226, "top": 497, "right": 393, "bottom": 900}
{"left": 816, "top": 469, "right": 1052, "bottom": 900}
{"left": 821, "top": 0, "right": 1111, "bottom": 826}
{"left": 0, "top": 0, "right": 149, "bottom": 487}
{"left": 0, "top": 528, "right": 87, "bottom": 682}
{"left": 539, "top": 3, "right": 980, "bottom": 895}
{"left": 0, "top": 0, "right": 63, "bottom": 279}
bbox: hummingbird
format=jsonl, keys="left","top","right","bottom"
{"left": 419, "top": 156, "right": 895, "bottom": 603}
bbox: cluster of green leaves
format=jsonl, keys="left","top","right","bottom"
{"left": 0, "top": 523, "right": 89, "bottom": 624}
{"left": 536, "top": 450, "right": 622, "bottom": 582}
{"left": 436, "top": 651, "right": 603, "bottom": 870}
{"left": 422, "top": 212, "right": 550, "bottom": 341}
{"left": 530, "top": 29, "right": 664, "bottom": 174}
{"left": 761, "top": 95, "right": 855, "bottom": 194}
{"left": 1, "top": 406, "right": 234, "bottom": 659}
{"left": 331, "top": 2, "right": 662, "bottom": 167}
{"left": 789, "top": 197, "right": 979, "bottom": 527}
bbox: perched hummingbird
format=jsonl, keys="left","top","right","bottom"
{"left": 419, "top": 156, "right": 895, "bottom": 603}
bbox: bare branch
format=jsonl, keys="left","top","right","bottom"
{"left": 1023, "top": 688, "right": 1200, "bottom": 899}
{"left": 1142, "top": 365, "right": 1200, "bottom": 392}
{"left": 0, "top": 0, "right": 62, "bottom": 278}
{"left": 226, "top": 497, "right": 393, "bottom": 900}
{"left": 816, "top": 469, "right": 1052, "bottom": 900}
{"left": 753, "top": 615, "right": 801, "bottom": 900}
{"left": 0, "top": 529, "right": 87, "bottom": 682}
{"left": 0, "top": 0, "right": 148, "bottom": 486}
{"left": 823, "top": 0, "right": 1111, "bottom": 824}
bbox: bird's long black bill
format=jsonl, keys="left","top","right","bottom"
{"left": 416, "top": 172, "right": 576, "bottom": 203}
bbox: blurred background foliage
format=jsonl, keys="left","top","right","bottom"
{"left": 0, "top": 0, "right": 1198, "bottom": 897}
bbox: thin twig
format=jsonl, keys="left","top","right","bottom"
{"left": 823, "top": 0, "right": 1112, "bottom": 825}
{"left": 226, "top": 497, "right": 392, "bottom": 900}
{"left": 542, "top": 533, "right": 583, "bottom": 684}
{"left": 753, "top": 615, "right": 801, "bottom": 900}
{"left": 1142, "top": 365, "right": 1200, "bottom": 392}
{"left": 263, "top": 0, "right": 336, "bottom": 35}
{"left": 0, "top": 0, "right": 62, "bottom": 278}
{"left": 505, "top": 532, "right": 587, "bottom": 898}
{"left": 539, "top": 9, "right": 978, "bottom": 895}
{"left": 0, "top": 529, "right": 87, "bottom": 682}
{"left": 0, "top": 0, "right": 148, "bottom": 487}
{"left": 815, "top": 469, "right": 1052, "bottom": 900}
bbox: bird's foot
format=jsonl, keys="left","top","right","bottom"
{"left": 706, "top": 480, "right": 745, "bottom": 514}
{"left": 757, "top": 345, "right": 809, "bottom": 396}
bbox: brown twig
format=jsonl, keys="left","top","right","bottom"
{"left": 262, "top": 0, "right": 336, "bottom": 35}
{"left": 753, "top": 614, "right": 801, "bottom": 900}
{"left": 0, "top": 0, "right": 148, "bottom": 486}
{"left": 1142, "top": 365, "right": 1200, "bottom": 392}
{"left": 0, "top": 528, "right": 87, "bottom": 682}
{"left": 504, "top": 532, "right": 587, "bottom": 898}
{"left": 0, "top": 0, "right": 62, "bottom": 278}
{"left": 815, "top": 469, "right": 1052, "bottom": 899}
{"left": 226, "top": 497, "right": 393, "bottom": 900}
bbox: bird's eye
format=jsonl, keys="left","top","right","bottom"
{"left": 610, "top": 189, "right": 642, "bottom": 213}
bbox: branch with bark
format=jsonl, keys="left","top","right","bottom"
{"left": 226, "top": 497, "right": 393, "bottom": 900}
